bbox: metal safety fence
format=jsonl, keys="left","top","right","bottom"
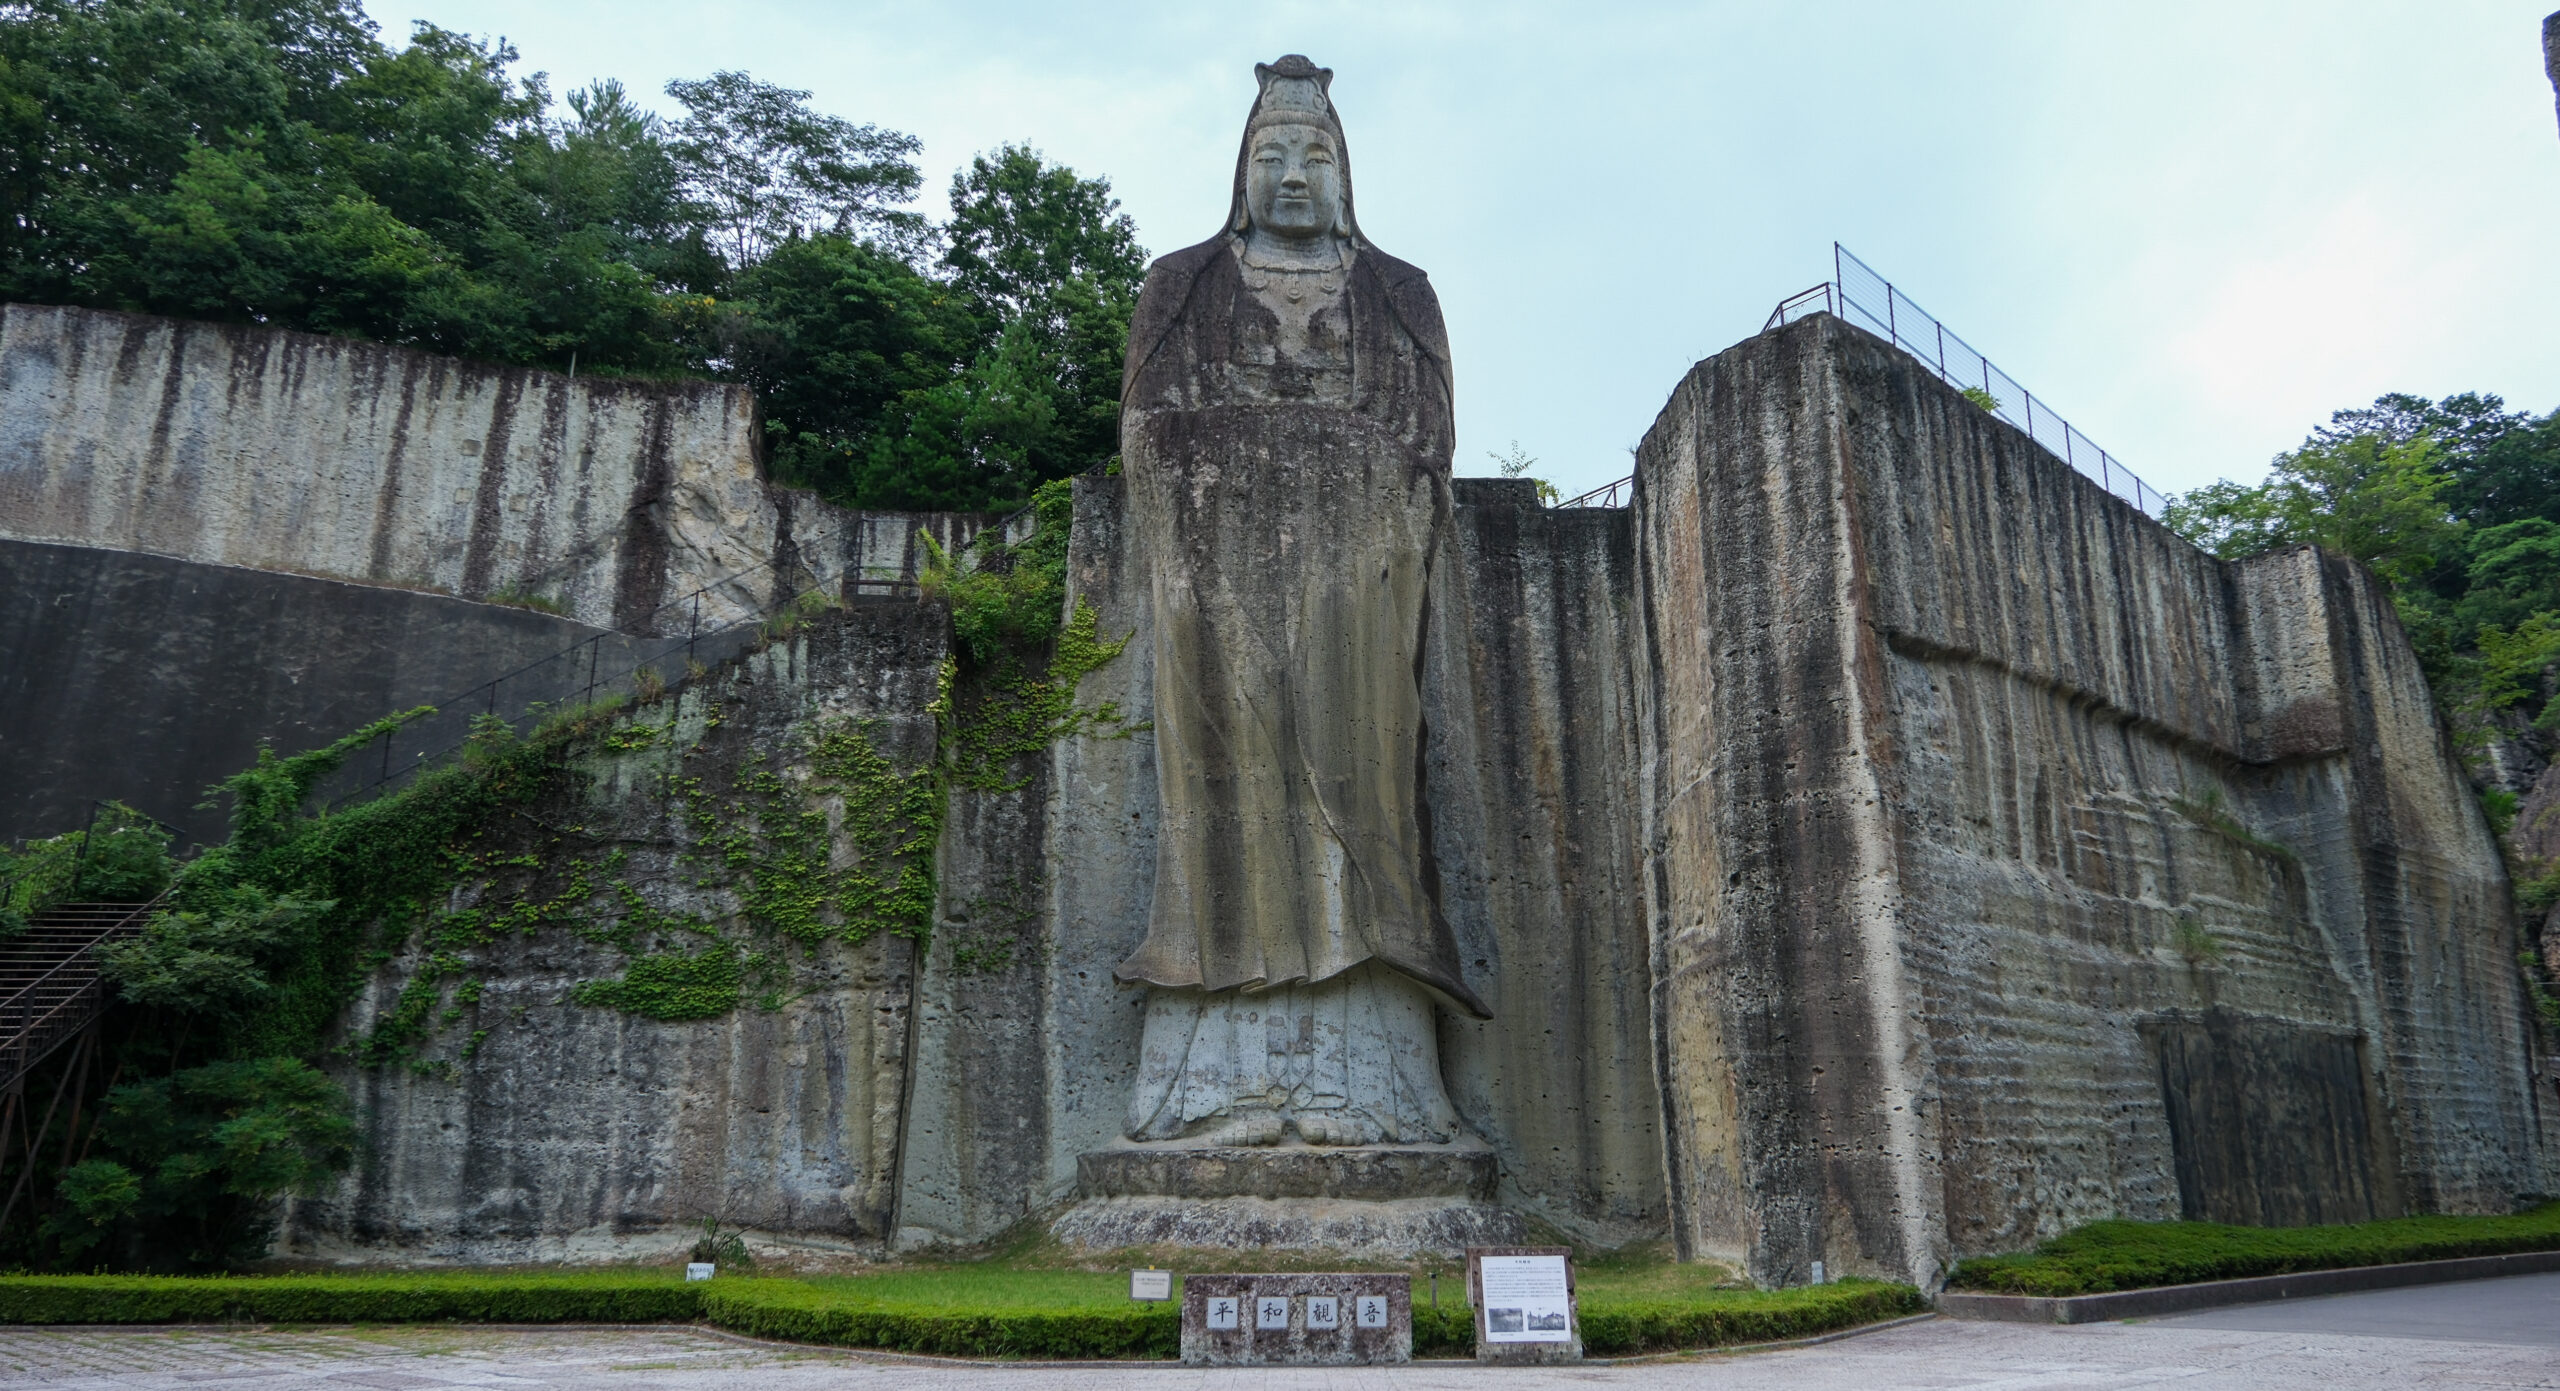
{"left": 1553, "top": 247, "right": 2165, "bottom": 518}
{"left": 1767, "top": 244, "right": 2165, "bottom": 517}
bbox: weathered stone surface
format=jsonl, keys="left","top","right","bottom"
{"left": 891, "top": 702, "right": 1053, "bottom": 1249}
{"left": 1427, "top": 477, "right": 1665, "bottom": 1246}
{"left": 1635, "top": 312, "right": 2554, "bottom": 1288}
{"left": 282, "top": 607, "right": 946, "bottom": 1264}
{"left": 1114, "top": 56, "right": 1483, "bottom": 1154}
{"left": 1180, "top": 1272, "right": 1412, "bottom": 1366}
{"left": 1055, "top": 1196, "right": 1524, "bottom": 1261}
{"left": 1078, "top": 1143, "right": 1496, "bottom": 1200}
{"left": 0, "top": 302, "right": 980, "bottom": 633}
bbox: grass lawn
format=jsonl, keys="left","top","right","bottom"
{"left": 1947, "top": 1202, "right": 2560, "bottom": 1297}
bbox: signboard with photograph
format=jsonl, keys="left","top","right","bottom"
{"left": 1465, "top": 1246, "right": 1582, "bottom": 1363}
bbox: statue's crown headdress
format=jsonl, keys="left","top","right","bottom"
{"left": 1247, "top": 55, "right": 1339, "bottom": 135}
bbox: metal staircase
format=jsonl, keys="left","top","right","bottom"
{"left": 0, "top": 900, "right": 156, "bottom": 1094}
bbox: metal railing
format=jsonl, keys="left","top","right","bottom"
{"left": 1556, "top": 476, "right": 1634, "bottom": 509}
{"left": 1767, "top": 245, "right": 2166, "bottom": 517}
{"left": 0, "top": 895, "right": 163, "bottom": 1095}
{"left": 311, "top": 520, "right": 930, "bottom": 811}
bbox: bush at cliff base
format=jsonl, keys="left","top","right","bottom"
{"left": 1947, "top": 1202, "right": 2560, "bottom": 1298}
{"left": 0, "top": 1271, "right": 1922, "bottom": 1358}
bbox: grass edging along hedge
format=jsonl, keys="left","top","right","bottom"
{"left": 0, "top": 1272, "right": 1924, "bottom": 1360}
{"left": 1947, "top": 1203, "right": 2560, "bottom": 1298}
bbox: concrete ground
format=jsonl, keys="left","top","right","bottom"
{"left": 4, "top": 1273, "right": 2557, "bottom": 1389}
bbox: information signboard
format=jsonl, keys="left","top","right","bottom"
{"left": 1465, "top": 1246, "right": 1582, "bottom": 1363}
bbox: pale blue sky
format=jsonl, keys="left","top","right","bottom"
{"left": 363, "top": 0, "right": 2560, "bottom": 502}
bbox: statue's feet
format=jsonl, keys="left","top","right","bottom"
{"left": 1293, "top": 1107, "right": 1386, "bottom": 1146}
{"left": 1185, "top": 1106, "right": 1286, "bottom": 1146}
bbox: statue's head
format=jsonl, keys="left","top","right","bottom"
{"left": 1228, "top": 56, "right": 1356, "bottom": 242}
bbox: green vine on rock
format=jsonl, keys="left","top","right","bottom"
{"left": 938, "top": 600, "right": 1138, "bottom": 793}
{"left": 573, "top": 946, "right": 752, "bottom": 1022}
{"left": 354, "top": 480, "right": 1133, "bottom": 1041}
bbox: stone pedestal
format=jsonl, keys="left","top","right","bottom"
{"left": 1052, "top": 1141, "right": 1529, "bottom": 1258}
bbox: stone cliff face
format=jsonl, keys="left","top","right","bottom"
{"left": 56, "top": 304, "right": 2526, "bottom": 1277}
{"left": 0, "top": 302, "right": 994, "bottom": 846}
{"left": 0, "top": 303, "right": 975, "bottom": 633}
{"left": 1635, "top": 314, "right": 2553, "bottom": 1286}
{"left": 287, "top": 607, "right": 950, "bottom": 1262}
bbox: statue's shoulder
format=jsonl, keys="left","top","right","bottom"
{"left": 1122, "top": 236, "right": 1238, "bottom": 401}
{"left": 1354, "top": 246, "right": 1450, "bottom": 366}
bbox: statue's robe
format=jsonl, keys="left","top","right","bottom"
{"left": 1112, "top": 233, "right": 1490, "bottom": 1023}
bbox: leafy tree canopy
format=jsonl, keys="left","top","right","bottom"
{"left": 0, "top": 0, "right": 1146, "bottom": 510}
{"left": 2165, "top": 390, "right": 2560, "bottom": 732}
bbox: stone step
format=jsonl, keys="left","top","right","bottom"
{"left": 1076, "top": 1144, "right": 1499, "bottom": 1203}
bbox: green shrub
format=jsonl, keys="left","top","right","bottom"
{"left": 39, "top": 1059, "right": 357, "bottom": 1270}
{"left": 1948, "top": 1202, "right": 2560, "bottom": 1296}
{"left": 1412, "top": 1281, "right": 1922, "bottom": 1357}
{"left": 702, "top": 1278, "right": 1179, "bottom": 1359}
{"left": 0, "top": 1269, "right": 1922, "bottom": 1359}
{"left": 0, "top": 1273, "right": 700, "bottom": 1325}
{"left": 1576, "top": 1280, "right": 1925, "bottom": 1354}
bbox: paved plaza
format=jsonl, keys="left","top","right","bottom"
{"left": 5, "top": 1273, "right": 2559, "bottom": 1390}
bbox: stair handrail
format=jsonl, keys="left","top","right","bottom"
{"left": 0, "top": 895, "right": 165, "bottom": 1072}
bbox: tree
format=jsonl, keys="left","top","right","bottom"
{"left": 2165, "top": 431, "right": 2461, "bottom": 590}
{"left": 41, "top": 1058, "right": 356, "bottom": 1270}
{"left": 943, "top": 144, "right": 1145, "bottom": 319}
{"left": 720, "top": 233, "right": 980, "bottom": 499}
{"left": 0, "top": 5, "right": 1146, "bottom": 513}
{"left": 664, "top": 71, "right": 924, "bottom": 269}
{"left": 922, "top": 146, "right": 1149, "bottom": 504}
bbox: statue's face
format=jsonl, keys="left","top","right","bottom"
{"left": 1246, "top": 122, "right": 1343, "bottom": 240}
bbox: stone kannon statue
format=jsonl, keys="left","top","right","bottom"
{"left": 1112, "top": 55, "right": 1491, "bottom": 1149}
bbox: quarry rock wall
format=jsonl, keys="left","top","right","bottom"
{"left": 1635, "top": 313, "right": 2553, "bottom": 1288}
{"left": 0, "top": 302, "right": 978, "bottom": 635}
{"left": 1423, "top": 478, "right": 1667, "bottom": 1245}
{"left": 286, "top": 606, "right": 949, "bottom": 1264}
{"left": 0, "top": 302, "right": 995, "bottom": 844}
{"left": 19, "top": 302, "right": 2540, "bottom": 1277}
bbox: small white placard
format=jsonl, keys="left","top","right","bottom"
{"left": 684, "top": 1262, "right": 716, "bottom": 1282}
{"left": 1130, "top": 1269, "right": 1172, "bottom": 1301}
{"left": 1305, "top": 1295, "right": 1340, "bottom": 1330}
{"left": 1257, "top": 1295, "right": 1292, "bottom": 1330}
{"left": 1357, "top": 1294, "right": 1389, "bottom": 1328}
{"left": 1478, "top": 1254, "right": 1573, "bottom": 1343}
{"left": 1206, "top": 1295, "right": 1240, "bottom": 1330}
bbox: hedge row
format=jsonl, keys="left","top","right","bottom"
{"left": 1948, "top": 1202, "right": 2560, "bottom": 1297}
{"left": 0, "top": 1273, "right": 699, "bottom": 1325}
{"left": 1576, "top": 1280, "right": 1928, "bottom": 1355}
{"left": 0, "top": 1271, "right": 1922, "bottom": 1359}
{"left": 698, "top": 1279, "right": 1178, "bottom": 1359}
{"left": 1405, "top": 1281, "right": 1923, "bottom": 1357}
